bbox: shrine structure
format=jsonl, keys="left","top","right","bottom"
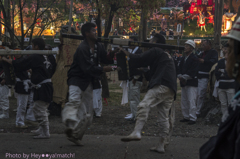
{"left": 184, "top": 0, "right": 215, "bottom": 16}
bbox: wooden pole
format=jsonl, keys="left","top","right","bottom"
{"left": 0, "top": 50, "right": 58, "bottom": 55}
{"left": 68, "top": 0, "right": 74, "bottom": 33}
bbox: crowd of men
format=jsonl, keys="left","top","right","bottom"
{"left": 0, "top": 19, "right": 239, "bottom": 157}
{"left": 0, "top": 39, "right": 56, "bottom": 138}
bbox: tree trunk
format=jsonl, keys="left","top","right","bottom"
{"left": 19, "top": 0, "right": 24, "bottom": 49}
{"left": 29, "top": 0, "right": 39, "bottom": 45}
{"left": 139, "top": 7, "right": 147, "bottom": 42}
{"left": 214, "top": 0, "right": 223, "bottom": 57}
{"left": 68, "top": 0, "right": 73, "bottom": 33}
{"left": 101, "top": 10, "right": 114, "bottom": 99}
{"left": 10, "top": 0, "right": 15, "bottom": 48}
{"left": 102, "top": 7, "right": 116, "bottom": 98}
{"left": 104, "top": 10, "right": 114, "bottom": 38}
{"left": 95, "top": 0, "right": 102, "bottom": 37}
{"left": 4, "top": 0, "right": 10, "bottom": 43}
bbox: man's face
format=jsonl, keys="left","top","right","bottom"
{"left": 184, "top": 44, "right": 192, "bottom": 54}
{"left": 222, "top": 47, "right": 229, "bottom": 55}
{"left": 149, "top": 38, "right": 156, "bottom": 43}
{"left": 202, "top": 41, "right": 210, "bottom": 52}
{"left": 223, "top": 47, "right": 229, "bottom": 59}
{"left": 32, "top": 43, "right": 39, "bottom": 50}
{"left": 86, "top": 27, "right": 97, "bottom": 41}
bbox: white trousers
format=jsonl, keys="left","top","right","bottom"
{"left": 33, "top": 100, "right": 49, "bottom": 126}
{"left": 196, "top": 78, "right": 209, "bottom": 114}
{"left": 120, "top": 81, "right": 129, "bottom": 105}
{"left": 26, "top": 91, "right": 36, "bottom": 121}
{"left": 181, "top": 86, "right": 198, "bottom": 121}
{"left": 128, "top": 81, "right": 142, "bottom": 118}
{"left": 16, "top": 94, "right": 28, "bottom": 126}
{"left": 218, "top": 88, "right": 235, "bottom": 115}
{"left": 62, "top": 84, "right": 93, "bottom": 139}
{"left": 0, "top": 85, "right": 9, "bottom": 115}
{"left": 93, "top": 88, "right": 102, "bottom": 116}
{"left": 136, "top": 85, "right": 174, "bottom": 138}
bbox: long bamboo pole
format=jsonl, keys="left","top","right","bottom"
{"left": 0, "top": 50, "right": 58, "bottom": 55}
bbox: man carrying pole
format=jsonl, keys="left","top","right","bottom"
{"left": 61, "top": 22, "right": 117, "bottom": 145}
{"left": 120, "top": 33, "right": 177, "bottom": 154}
{"left": 2, "top": 38, "right": 54, "bottom": 139}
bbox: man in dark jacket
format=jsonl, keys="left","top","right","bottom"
{"left": 199, "top": 17, "right": 240, "bottom": 159}
{"left": 196, "top": 40, "right": 218, "bottom": 115}
{"left": 62, "top": 22, "right": 116, "bottom": 145}
{"left": 14, "top": 52, "right": 31, "bottom": 129}
{"left": 215, "top": 43, "right": 236, "bottom": 115}
{"left": 125, "top": 37, "right": 143, "bottom": 120}
{"left": 178, "top": 40, "right": 199, "bottom": 125}
{"left": 2, "top": 38, "right": 54, "bottom": 139}
{"left": 120, "top": 33, "right": 177, "bottom": 154}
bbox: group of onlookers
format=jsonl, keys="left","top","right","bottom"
{"left": 177, "top": 39, "right": 237, "bottom": 125}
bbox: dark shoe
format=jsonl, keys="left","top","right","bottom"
{"left": 67, "top": 137, "right": 84, "bottom": 146}
{"left": 179, "top": 119, "right": 190, "bottom": 122}
{"left": 188, "top": 120, "right": 196, "bottom": 125}
{"left": 65, "top": 128, "right": 73, "bottom": 138}
{"left": 25, "top": 120, "right": 38, "bottom": 127}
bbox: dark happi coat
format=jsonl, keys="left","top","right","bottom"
{"left": 67, "top": 40, "right": 113, "bottom": 91}
{"left": 12, "top": 54, "right": 53, "bottom": 103}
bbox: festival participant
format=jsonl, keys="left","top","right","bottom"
{"left": 14, "top": 50, "right": 31, "bottom": 128}
{"left": 215, "top": 43, "right": 236, "bottom": 115}
{"left": 120, "top": 33, "right": 177, "bottom": 154}
{"left": 160, "top": 28, "right": 166, "bottom": 37}
{"left": 178, "top": 40, "right": 199, "bottom": 125}
{"left": 196, "top": 40, "right": 218, "bottom": 116}
{"left": 113, "top": 29, "right": 118, "bottom": 35}
{"left": 2, "top": 38, "right": 53, "bottom": 139}
{"left": 132, "top": 29, "right": 137, "bottom": 35}
{"left": 62, "top": 22, "right": 117, "bottom": 145}
{"left": 169, "top": 29, "right": 174, "bottom": 40}
{"left": 199, "top": 17, "right": 240, "bottom": 159}
{"left": 0, "top": 46, "right": 9, "bottom": 119}
{"left": 184, "top": 10, "right": 191, "bottom": 26}
{"left": 151, "top": 29, "right": 156, "bottom": 36}
{"left": 125, "top": 37, "right": 143, "bottom": 120}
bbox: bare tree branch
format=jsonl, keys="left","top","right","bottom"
{"left": 0, "top": 21, "right": 20, "bottom": 44}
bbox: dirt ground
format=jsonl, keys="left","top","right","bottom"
{"left": 0, "top": 71, "right": 218, "bottom": 139}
